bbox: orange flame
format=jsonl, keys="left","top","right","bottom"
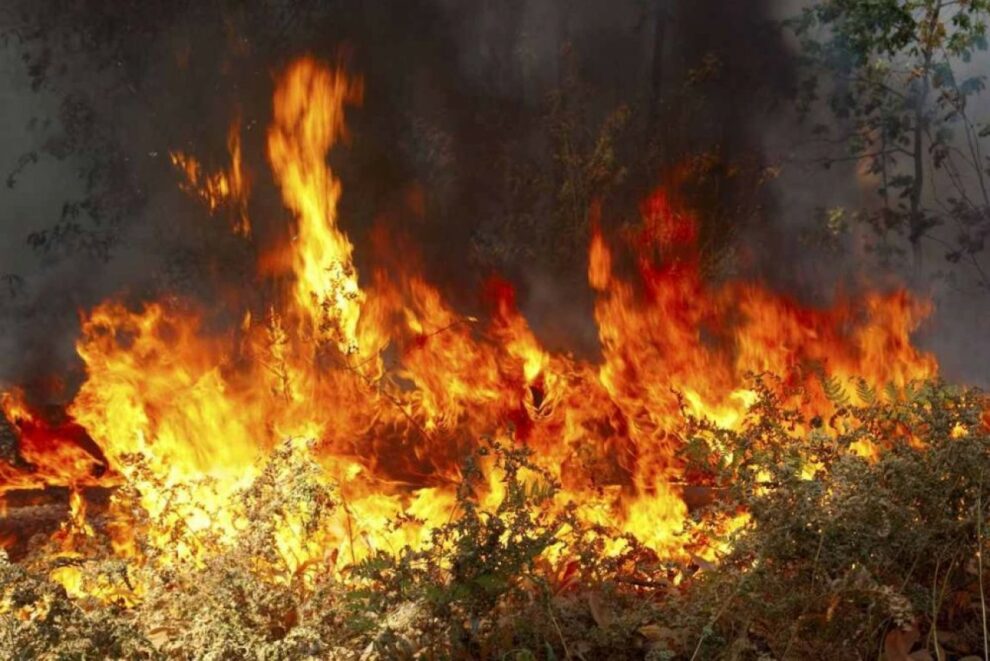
{"left": 1, "top": 390, "right": 109, "bottom": 492}
{"left": 170, "top": 118, "right": 251, "bottom": 236}
{"left": 0, "top": 57, "right": 942, "bottom": 593}
{"left": 267, "top": 57, "right": 365, "bottom": 355}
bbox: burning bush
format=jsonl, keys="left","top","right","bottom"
{"left": 0, "top": 54, "right": 983, "bottom": 659}
{"left": 664, "top": 378, "right": 990, "bottom": 659}
{"left": 2, "top": 379, "right": 988, "bottom": 659}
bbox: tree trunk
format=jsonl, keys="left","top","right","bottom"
{"left": 909, "top": 55, "right": 933, "bottom": 278}
{"left": 910, "top": 4, "right": 943, "bottom": 276}
{"left": 648, "top": 0, "right": 669, "bottom": 133}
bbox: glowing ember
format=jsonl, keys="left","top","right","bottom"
{"left": 1, "top": 56, "right": 940, "bottom": 598}
{"left": 1, "top": 390, "right": 110, "bottom": 492}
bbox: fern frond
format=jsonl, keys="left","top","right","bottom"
{"left": 855, "top": 377, "right": 876, "bottom": 406}
{"left": 819, "top": 373, "right": 850, "bottom": 406}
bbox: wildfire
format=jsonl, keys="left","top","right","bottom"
{"left": 0, "top": 390, "right": 110, "bottom": 492}
{"left": 268, "top": 58, "right": 366, "bottom": 356}
{"left": 170, "top": 118, "right": 251, "bottom": 236}
{"left": 1, "top": 56, "right": 940, "bottom": 599}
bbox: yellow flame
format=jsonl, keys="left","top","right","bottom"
{"left": 267, "top": 57, "right": 365, "bottom": 355}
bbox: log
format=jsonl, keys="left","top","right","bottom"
{"left": 1, "top": 486, "right": 113, "bottom": 561}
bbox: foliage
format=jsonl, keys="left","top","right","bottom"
{"left": 0, "top": 554, "right": 157, "bottom": 660}
{"left": 2, "top": 380, "right": 989, "bottom": 659}
{"left": 343, "top": 440, "right": 560, "bottom": 657}
{"left": 0, "top": 0, "right": 173, "bottom": 262}
{"left": 0, "top": 0, "right": 335, "bottom": 267}
{"left": 0, "top": 274, "right": 24, "bottom": 300}
{"left": 473, "top": 48, "right": 779, "bottom": 284}
{"left": 789, "top": 1, "right": 990, "bottom": 287}
{"left": 673, "top": 376, "right": 990, "bottom": 659}
{"left": 471, "top": 54, "right": 631, "bottom": 274}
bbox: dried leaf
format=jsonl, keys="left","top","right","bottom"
{"left": 638, "top": 624, "right": 667, "bottom": 641}
{"left": 554, "top": 559, "right": 581, "bottom": 594}
{"left": 935, "top": 629, "right": 966, "bottom": 651}
{"left": 146, "top": 626, "right": 176, "bottom": 649}
{"left": 690, "top": 553, "right": 717, "bottom": 573}
{"left": 587, "top": 591, "right": 611, "bottom": 628}
{"left": 884, "top": 623, "right": 920, "bottom": 661}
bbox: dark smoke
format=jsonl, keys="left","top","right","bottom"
{"left": 0, "top": 0, "right": 983, "bottom": 399}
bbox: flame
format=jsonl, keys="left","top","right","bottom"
{"left": 170, "top": 118, "right": 251, "bottom": 236}
{"left": 0, "top": 57, "right": 944, "bottom": 597}
{"left": 0, "top": 390, "right": 110, "bottom": 492}
{"left": 267, "top": 57, "right": 365, "bottom": 355}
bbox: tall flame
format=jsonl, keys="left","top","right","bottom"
{"left": 267, "top": 57, "right": 365, "bottom": 355}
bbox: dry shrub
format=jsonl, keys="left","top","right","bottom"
{"left": 2, "top": 378, "right": 988, "bottom": 660}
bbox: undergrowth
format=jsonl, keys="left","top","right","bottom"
{"left": 2, "top": 378, "right": 989, "bottom": 660}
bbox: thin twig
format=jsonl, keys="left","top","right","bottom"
{"left": 978, "top": 472, "right": 989, "bottom": 660}
{"left": 689, "top": 550, "right": 764, "bottom": 661}
{"left": 614, "top": 575, "right": 671, "bottom": 590}
{"left": 547, "top": 599, "right": 572, "bottom": 660}
{"left": 931, "top": 556, "right": 942, "bottom": 661}
{"left": 782, "top": 529, "right": 826, "bottom": 659}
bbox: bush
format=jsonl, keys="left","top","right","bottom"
{"left": 2, "top": 379, "right": 988, "bottom": 660}
{"left": 667, "top": 378, "right": 990, "bottom": 659}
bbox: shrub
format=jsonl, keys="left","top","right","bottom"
{"left": 2, "top": 379, "right": 988, "bottom": 660}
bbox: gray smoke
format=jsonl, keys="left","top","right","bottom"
{"left": 0, "top": 0, "right": 986, "bottom": 399}
{"left": 755, "top": 0, "right": 990, "bottom": 386}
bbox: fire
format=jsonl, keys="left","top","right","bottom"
{"left": 0, "top": 390, "right": 110, "bottom": 492}
{"left": 170, "top": 118, "right": 251, "bottom": 237}
{"left": 1, "top": 57, "right": 941, "bottom": 599}
{"left": 267, "top": 58, "right": 365, "bottom": 355}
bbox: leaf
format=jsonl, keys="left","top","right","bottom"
{"left": 935, "top": 629, "right": 966, "bottom": 649}
{"left": 638, "top": 624, "right": 666, "bottom": 642}
{"left": 639, "top": 624, "right": 687, "bottom": 651}
{"left": 820, "top": 374, "right": 850, "bottom": 406}
{"left": 884, "top": 623, "right": 920, "bottom": 661}
{"left": 587, "top": 591, "right": 612, "bottom": 628}
{"left": 553, "top": 559, "right": 581, "bottom": 594}
{"left": 690, "top": 553, "right": 717, "bottom": 573}
{"left": 959, "top": 75, "right": 986, "bottom": 97}
{"left": 474, "top": 573, "right": 506, "bottom": 594}
{"left": 146, "top": 625, "right": 181, "bottom": 650}
{"left": 856, "top": 378, "right": 877, "bottom": 405}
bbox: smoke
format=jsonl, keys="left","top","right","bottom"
{"left": 0, "top": 47, "right": 87, "bottom": 393}
{"left": 755, "top": 0, "right": 990, "bottom": 386}
{"left": 0, "top": 0, "right": 985, "bottom": 396}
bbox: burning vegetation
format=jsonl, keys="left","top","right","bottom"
{"left": 1, "top": 55, "right": 989, "bottom": 659}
